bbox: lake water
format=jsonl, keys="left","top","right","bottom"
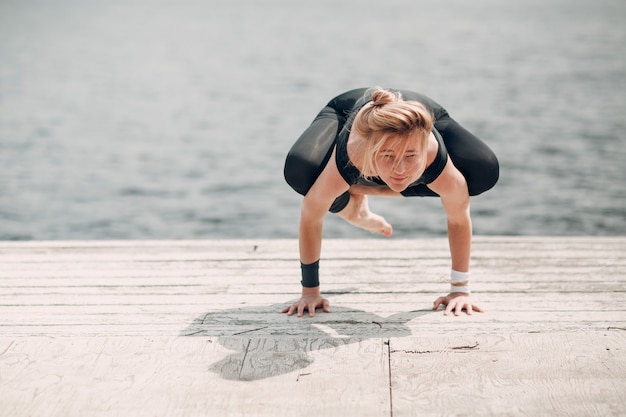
{"left": 1, "top": 0, "right": 625, "bottom": 240}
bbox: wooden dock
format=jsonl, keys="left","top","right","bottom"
{"left": 1, "top": 237, "right": 625, "bottom": 416}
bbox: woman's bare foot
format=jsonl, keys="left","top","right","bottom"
{"left": 337, "top": 194, "right": 393, "bottom": 236}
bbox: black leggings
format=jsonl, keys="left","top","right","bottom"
{"left": 284, "top": 107, "right": 499, "bottom": 213}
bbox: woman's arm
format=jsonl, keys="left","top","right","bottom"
{"left": 427, "top": 157, "right": 484, "bottom": 315}
{"left": 281, "top": 148, "right": 350, "bottom": 317}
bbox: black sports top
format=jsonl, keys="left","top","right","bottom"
{"left": 333, "top": 94, "right": 449, "bottom": 188}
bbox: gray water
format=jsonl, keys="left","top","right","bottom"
{"left": 1, "top": 0, "right": 625, "bottom": 240}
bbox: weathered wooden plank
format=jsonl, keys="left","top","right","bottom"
{"left": 1, "top": 290, "right": 623, "bottom": 311}
{"left": 389, "top": 331, "right": 626, "bottom": 417}
{"left": 3, "top": 279, "right": 623, "bottom": 298}
{"left": 1, "top": 260, "right": 623, "bottom": 284}
{"left": 1, "top": 237, "right": 623, "bottom": 262}
{"left": 2, "top": 292, "right": 624, "bottom": 322}
{"left": 1, "top": 288, "right": 623, "bottom": 307}
{"left": 0, "top": 310, "right": 622, "bottom": 338}
{"left": 0, "top": 336, "right": 390, "bottom": 417}
{"left": 2, "top": 308, "right": 624, "bottom": 338}
{"left": 4, "top": 321, "right": 626, "bottom": 338}
{"left": 0, "top": 240, "right": 621, "bottom": 262}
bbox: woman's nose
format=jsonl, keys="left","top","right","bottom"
{"left": 394, "top": 159, "right": 407, "bottom": 174}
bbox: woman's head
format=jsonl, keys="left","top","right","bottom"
{"left": 350, "top": 88, "right": 434, "bottom": 191}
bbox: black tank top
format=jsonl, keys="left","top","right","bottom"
{"left": 334, "top": 97, "right": 449, "bottom": 187}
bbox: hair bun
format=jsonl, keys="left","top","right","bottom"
{"left": 369, "top": 88, "right": 400, "bottom": 107}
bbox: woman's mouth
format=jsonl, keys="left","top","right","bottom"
{"left": 390, "top": 176, "right": 408, "bottom": 184}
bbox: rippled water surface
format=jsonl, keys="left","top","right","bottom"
{"left": 1, "top": 0, "right": 625, "bottom": 239}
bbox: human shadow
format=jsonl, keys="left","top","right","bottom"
{"left": 181, "top": 298, "right": 435, "bottom": 381}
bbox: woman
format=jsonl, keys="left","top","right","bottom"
{"left": 282, "top": 87, "right": 499, "bottom": 318}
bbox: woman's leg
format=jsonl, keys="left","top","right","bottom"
{"left": 334, "top": 188, "right": 394, "bottom": 237}
{"left": 283, "top": 107, "right": 339, "bottom": 196}
{"left": 434, "top": 117, "right": 499, "bottom": 196}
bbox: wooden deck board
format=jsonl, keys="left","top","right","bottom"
{"left": 390, "top": 332, "right": 626, "bottom": 417}
{"left": 1, "top": 237, "right": 625, "bottom": 416}
{"left": 1, "top": 337, "right": 391, "bottom": 417}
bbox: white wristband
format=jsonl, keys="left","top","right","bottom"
{"left": 450, "top": 269, "right": 470, "bottom": 294}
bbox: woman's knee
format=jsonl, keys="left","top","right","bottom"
{"left": 284, "top": 109, "right": 339, "bottom": 196}
{"left": 436, "top": 117, "right": 499, "bottom": 196}
{"left": 467, "top": 151, "right": 499, "bottom": 196}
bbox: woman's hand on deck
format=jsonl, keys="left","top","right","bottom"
{"left": 432, "top": 292, "right": 484, "bottom": 316}
{"left": 280, "top": 288, "right": 330, "bottom": 317}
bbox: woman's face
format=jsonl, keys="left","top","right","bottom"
{"left": 374, "top": 132, "right": 427, "bottom": 192}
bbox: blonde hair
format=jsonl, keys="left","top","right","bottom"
{"left": 351, "top": 88, "right": 433, "bottom": 178}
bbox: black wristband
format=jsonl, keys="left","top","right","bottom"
{"left": 300, "top": 260, "right": 320, "bottom": 288}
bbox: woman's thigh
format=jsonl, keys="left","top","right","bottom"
{"left": 434, "top": 117, "right": 499, "bottom": 196}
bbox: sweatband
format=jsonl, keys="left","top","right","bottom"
{"left": 300, "top": 260, "right": 320, "bottom": 288}
{"left": 450, "top": 269, "right": 470, "bottom": 294}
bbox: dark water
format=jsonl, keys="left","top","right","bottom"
{"left": 1, "top": 0, "right": 625, "bottom": 240}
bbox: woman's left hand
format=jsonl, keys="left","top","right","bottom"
{"left": 432, "top": 292, "right": 484, "bottom": 316}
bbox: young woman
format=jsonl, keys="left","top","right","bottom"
{"left": 282, "top": 87, "right": 499, "bottom": 318}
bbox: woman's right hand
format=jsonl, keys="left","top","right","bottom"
{"left": 280, "top": 287, "right": 330, "bottom": 317}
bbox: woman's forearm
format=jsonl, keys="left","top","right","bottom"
{"left": 298, "top": 216, "right": 323, "bottom": 290}
{"left": 447, "top": 212, "right": 472, "bottom": 273}
{"left": 299, "top": 213, "right": 323, "bottom": 265}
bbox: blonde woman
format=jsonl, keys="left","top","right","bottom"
{"left": 282, "top": 87, "right": 499, "bottom": 318}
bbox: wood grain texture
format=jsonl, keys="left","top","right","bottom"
{"left": 389, "top": 332, "right": 626, "bottom": 417}
{"left": 0, "top": 237, "right": 625, "bottom": 416}
{"left": 0, "top": 337, "right": 390, "bottom": 417}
